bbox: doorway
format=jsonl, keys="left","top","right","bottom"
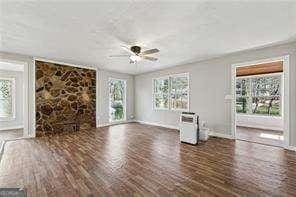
{"left": 231, "top": 56, "right": 289, "bottom": 148}
{"left": 109, "top": 78, "right": 126, "bottom": 123}
{"left": 0, "top": 60, "right": 28, "bottom": 143}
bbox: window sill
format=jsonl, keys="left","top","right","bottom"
{"left": 109, "top": 119, "right": 127, "bottom": 123}
{"left": 0, "top": 117, "right": 16, "bottom": 121}
{"left": 153, "top": 108, "right": 170, "bottom": 111}
{"left": 171, "top": 108, "right": 189, "bottom": 112}
{"left": 153, "top": 108, "right": 189, "bottom": 112}
{"left": 236, "top": 113, "right": 282, "bottom": 119}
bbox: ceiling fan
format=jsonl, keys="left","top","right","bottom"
{"left": 110, "top": 45, "right": 159, "bottom": 64}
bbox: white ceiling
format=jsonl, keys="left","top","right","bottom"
{"left": 1, "top": 1, "right": 296, "bottom": 75}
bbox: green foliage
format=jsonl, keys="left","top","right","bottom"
{"left": 0, "top": 79, "right": 13, "bottom": 117}
{"left": 113, "top": 104, "right": 124, "bottom": 120}
{"left": 109, "top": 79, "right": 125, "bottom": 121}
{"left": 236, "top": 97, "right": 247, "bottom": 113}
{"left": 0, "top": 80, "right": 11, "bottom": 99}
{"left": 154, "top": 76, "right": 189, "bottom": 110}
{"left": 236, "top": 75, "right": 281, "bottom": 116}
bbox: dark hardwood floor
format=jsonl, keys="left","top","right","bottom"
{"left": 0, "top": 123, "right": 295, "bottom": 196}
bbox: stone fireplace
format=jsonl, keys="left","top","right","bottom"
{"left": 35, "top": 60, "right": 96, "bottom": 136}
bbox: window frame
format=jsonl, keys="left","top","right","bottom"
{"left": 152, "top": 76, "right": 170, "bottom": 110}
{"left": 170, "top": 73, "right": 190, "bottom": 111}
{"left": 236, "top": 72, "right": 283, "bottom": 117}
{"left": 0, "top": 77, "right": 16, "bottom": 121}
{"left": 152, "top": 73, "right": 189, "bottom": 111}
{"left": 108, "top": 77, "right": 127, "bottom": 123}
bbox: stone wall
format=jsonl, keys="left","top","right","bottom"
{"left": 35, "top": 61, "right": 96, "bottom": 136}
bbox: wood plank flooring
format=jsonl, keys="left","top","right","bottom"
{"left": 0, "top": 123, "right": 295, "bottom": 196}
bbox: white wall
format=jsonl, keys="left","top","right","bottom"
{"left": 0, "top": 70, "right": 24, "bottom": 130}
{"left": 97, "top": 69, "right": 134, "bottom": 126}
{"left": 236, "top": 114, "right": 283, "bottom": 131}
{"left": 135, "top": 42, "right": 296, "bottom": 147}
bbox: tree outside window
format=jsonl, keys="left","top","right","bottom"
{"left": 109, "top": 79, "right": 126, "bottom": 122}
{"left": 153, "top": 73, "right": 189, "bottom": 110}
{"left": 236, "top": 78, "right": 250, "bottom": 114}
{"left": 153, "top": 77, "right": 169, "bottom": 109}
{"left": 0, "top": 78, "right": 14, "bottom": 118}
{"left": 170, "top": 75, "right": 188, "bottom": 110}
{"left": 236, "top": 74, "right": 281, "bottom": 116}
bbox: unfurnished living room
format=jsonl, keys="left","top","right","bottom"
{"left": 0, "top": 1, "right": 296, "bottom": 196}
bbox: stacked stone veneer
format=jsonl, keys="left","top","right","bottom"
{"left": 35, "top": 61, "right": 96, "bottom": 136}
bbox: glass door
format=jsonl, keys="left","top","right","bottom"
{"left": 109, "top": 78, "right": 126, "bottom": 122}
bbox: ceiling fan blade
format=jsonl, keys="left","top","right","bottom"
{"left": 109, "top": 54, "right": 130, "bottom": 57}
{"left": 140, "top": 48, "right": 159, "bottom": 55}
{"left": 141, "top": 56, "right": 158, "bottom": 61}
{"left": 120, "top": 45, "right": 134, "bottom": 55}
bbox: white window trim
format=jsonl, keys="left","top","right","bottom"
{"left": 152, "top": 73, "right": 189, "bottom": 111}
{"left": 236, "top": 72, "right": 283, "bottom": 117}
{"left": 0, "top": 77, "right": 16, "bottom": 121}
{"left": 108, "top": 77, "right": 127, "bottom": 123}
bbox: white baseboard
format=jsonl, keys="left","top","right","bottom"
{"left": 135, "top": 120, "right": 179, "bottom": 130}
{"left": 136, "top": 120, "right": 237, "bottom": 140}
{"left": 100, "top": 120, "right": 235, "bottom": 140}
{"left": 209, "top": 132, "right": 235, "bottom": 139}
{"left": 285, "top": 146, "right": 296, "bottom": 151}
{"left": 0, "top": 125, "right": 23, "bottom": 131}
{"left": 237, "top": 124, "right": 283, "bottom": 132}
{"left": 97, "top": 120, "right": 135, "bottom": 128}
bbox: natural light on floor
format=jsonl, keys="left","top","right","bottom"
{"left": 260, "top": 133, "right": 284, "bottom": 140}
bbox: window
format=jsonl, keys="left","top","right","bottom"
{"left": 236, "top": 78, "right": 250, "bottom": 114}
{"left": 109, "top": 78, "right": 126, "bottom": 122}
{"left": 153, "top": 77, "right": 169, "bottom": 109}
{"left": 153, "top": 73, "right": 189, "bottom": 110}
{"left": 170, "top": 74, "right": 189, "bottom": 110}
{"left": 236, "top": 74, "right": 281, "bottom": 116}
{"left": 0, "top": 78, "right": 15, "bottom": 119}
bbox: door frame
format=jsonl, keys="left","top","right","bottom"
{"left": 0, "top": 58, "right": 30, "bottom": 138}
{"left": 231, "top": 55, "right": 290, "bottom": 148}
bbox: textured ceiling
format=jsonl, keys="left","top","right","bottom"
{"left": 1, "top": 1, "right": 296, "bottom": 75}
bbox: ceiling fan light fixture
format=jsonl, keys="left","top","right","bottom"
{"left": 111, "top": 45, "right": 159, "bottom": 63}
{"left": 130, "top": 55, "right": 141, "bottom": 62}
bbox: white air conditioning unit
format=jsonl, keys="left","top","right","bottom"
{"left": 179, "top": 112, "right": 199, "bottom": 145}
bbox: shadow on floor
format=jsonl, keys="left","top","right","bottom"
{"left": 236, "top": 126, "right": 284, "bottom": 147}
{"left": 0, "top": 129, "right": 23, "bottom": 142}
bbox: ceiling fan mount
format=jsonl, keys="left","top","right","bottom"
{"left": 130, "top": 46, "right": 141, "bottom": 54}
